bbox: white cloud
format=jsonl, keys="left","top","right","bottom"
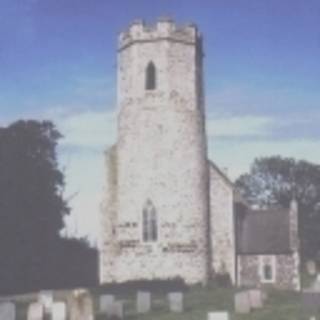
{"left": 72, "top": 75, "right": 116, "bottom": 101}
{"left": 206, "top": 115, "right": 273, "bottom": 138}
{"left": 50, "top": 109, "right": 320, "bottom": 242}
{"left": 2, "top": 106, "right": 319, "bottom": 241}
{"left": 209, "top": 138, "right": 320, "bottom": 181}
{"left": 58, "top": 110, "right": 116, "bottom": 149}
{"left": 59, "top": 146, "right": 107, "bottom": 244}
{"left": 55, "top": 110, "right": 116, "bottom": 241}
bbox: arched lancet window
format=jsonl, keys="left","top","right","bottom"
{"left": 145, "top": 62, "right": 156, "bottom": 90}
{"left": 142, "top": 199, "right": 158, "bottom": 242}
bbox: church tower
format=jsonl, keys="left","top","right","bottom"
{"left": 100, "top": 18, "right": 210, "bottom": 284}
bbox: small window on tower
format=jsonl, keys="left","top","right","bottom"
{"left": 142, "top": 199, "right": 158, "bottom": 242}
{"left": 145, "top": 62, "right": 156, "bottom": 90}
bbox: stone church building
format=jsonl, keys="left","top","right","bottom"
{"left": 99, "top": 18, "right": 301, "bottom": 291}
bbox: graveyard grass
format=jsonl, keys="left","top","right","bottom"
{"left": 9, "top": 282, "right": 316, "bottom": 319}
{"left": 93, "top": 283, "right": 313, "bottom": 320}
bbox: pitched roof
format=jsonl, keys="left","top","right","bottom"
{"left": 237, "top": 208, "right": 291, "bottom": 255}
{"left": 208, "top": 160, "right": 233, "bottom": 187}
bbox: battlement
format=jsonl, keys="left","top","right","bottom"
{"left": 118, "top": 18, "right": 200, "bottom": 50}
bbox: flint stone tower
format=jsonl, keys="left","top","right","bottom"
{"left": 100, "top": 18, "right": 211, "bottom": 284}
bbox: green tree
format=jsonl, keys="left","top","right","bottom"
{"left": 0, "top": 120, "right": 69, "bottom": 293}
{"left": 235, "top": 156, "right": 320, "bottom": 260}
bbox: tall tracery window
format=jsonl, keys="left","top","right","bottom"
{"left": 145, "top": 62, "right": 156, "bottom": 90}
{"left": 142, "top": 199, "right": 158, "bottom": 242}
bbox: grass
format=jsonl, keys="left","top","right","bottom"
{"left": 7, "top": 282, "right": 319, "bottom": 319}
{"left": 92, "top": 283, "right": 315, "bottom": 320}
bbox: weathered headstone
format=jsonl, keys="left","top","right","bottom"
{"left": 306, "top": 260, "right": 317, "bottom": 276}
{"left": 27, "top": 302, "right": 44, "bottom": 320}
{"left": 0, "top": 302, "right": 15, "bottom": 320}
{"left": 311, "top": 275, "right": 320, "bottom": 292}
{"left": 208, "top": 311, "right": 229, "bottom": 320}
{"left": 52, "top": 302, "right": 66, "bottom": 320}
{"left": 137, "top": 291, "right": 151, "bottom": 313}
{"left": 261, "top": 290, "right": 268, "bottom": 302}
{"left": 110, "top": 301, "right": 124, "bottom": 319}
{"left": 38, "top": 290, "right": 53, "bottom": 313}
{"left": 248, "top": 289, "right": 263, "bottom": 309}
{"left": 168, "top": 292, "right": 183, "bottom": 313}
{"left": 68, "top": 289, "right": 94, "bottom": 320}
{"left": 234, "top": 291, "right": 250, "bottom": 314}
{"left": 99, "top": 294, "right": 115, "bottom": 315}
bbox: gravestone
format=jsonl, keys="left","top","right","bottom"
{"left": 168, "top": 292, "right": 183, "bottom": 313}
{"left": 208, "top": 311, "right": 229, "bottom": 320}
{"left": 68, "top": 289, "right": 94, "bottom": 320}
{"left": 52, "top": 302, "right": 66, "bottom": 320}
{"left": 110, "top": 301, "right": 124, "bottom": 319}
{"left": 248, "top": 289, "right": 263, "bottom": 309}
{"left": 306, "top": 260, "right": 317, "bottom": 276}
{"left": 311, "top": 275, "right": 320, "bottom": 292}
{"left": 99, "top": 294, "right": 115, "bottom": 316}
{"left": 0, "top": 302, "right": 15, "bottom": 320}
{"left": 27, "top": 302, "right": 44, "bottom": 320}
{"left": 234, "top": 291, "right": 250, "bottom": 314}
{"left": 261, "top": 290, "right": 268, "bottom": 302}
{"left": 38, "top": 290, "right": 53, "bottom": 313}
{"left": 137, "top": 291, "right": 151, "bottom": 313}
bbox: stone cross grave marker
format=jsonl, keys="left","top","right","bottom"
{"left": 168, "top": 292, "right": 183, "bottom": 313}
{"left": 0, "top": 302, "right": 15, "bottom": 320}
{"left": 248, "top": 289, "right": 263, "bottom": 309}
{"left": 99, "top": 294, "right": 115, "bottom": 316}
{"left": 27, "top": 302, "right": 44, "bottom": 320}
{"left": 51, "top": 302, "right": 66, "bottom": 320}
{"left": 137, "top": 291, "right": 151, "bottom": 314}
{"left": 234, "top": 291, "right": 251, "bottom": 314}
{"left": 208, "top": 311, "right": 229, "bottom": 320}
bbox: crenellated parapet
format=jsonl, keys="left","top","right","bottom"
{"left": 118, "top": 17, "right": 200, "bottom": 51}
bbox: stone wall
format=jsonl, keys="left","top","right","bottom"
{"left": 209, "top": 163, "right": 236, "bottom": 284}
{"left": 237, "top": 253, "right": 300, "bottom": 291}
{"left": 99, "top": 146, "right": 118, "bottom": 283}
{"left": 289, "top": 200, "right": 301, "bottom": 290}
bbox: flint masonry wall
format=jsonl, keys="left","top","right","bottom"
{"left": 237, "top": 253, "right": 300, "bottom": 290}
{"left": 99, "top": 146, "right": 118, "bottom": 283}
{"left": 209, "top": 163, "right": 236, "bottom": 284}
{"left": 100, "top": 19, "right": 210, "bottom": 284}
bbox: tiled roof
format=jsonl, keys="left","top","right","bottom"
{"left": 237, "top": 208, "right": 291, "bottom": 254}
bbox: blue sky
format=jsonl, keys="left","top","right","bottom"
{"left": 1, "top": 0, "right": 319, "bottom": 241}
